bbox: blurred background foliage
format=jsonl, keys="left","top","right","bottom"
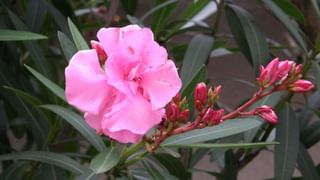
{"left": 0, "top": 0, "right": 320, "bottom": 179}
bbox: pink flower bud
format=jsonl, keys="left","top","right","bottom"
{"left": 172, "top": 93, "right": 181, "bottom": 104}
{"left": 195, "top": 100, "right": 203, "bottom": 111}
{"left": 91, "top": 40, "right": 107, "bottom": 64}
{"left": 289, "top": 80, "right": 314, "bottom": 93}
{"left": 178, "top": 109, "right": 190, "bottom": 121}
{"left": 277, "top": 60, "right": 293, "bottom": 81}
{"left": 203, "top": 108, "right": 224, "bottom": 125}
{"left": 194, "top": 82, "right": 207, "bottom": 105}
{"left": 257, "top": 58, "right": 280, "bottom": 88}
{"left": 165, "top": 102, "right": 180, "bottom": 121}
{"left": 255, "top": 106, "right": 277, "bottom": 124}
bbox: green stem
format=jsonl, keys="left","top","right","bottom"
{"left": 118, "top": 141, "right": 145, "bottom": 165}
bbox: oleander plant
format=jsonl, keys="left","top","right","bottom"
{"left": 1, "top": 0, "right": 320, "bottom": 179}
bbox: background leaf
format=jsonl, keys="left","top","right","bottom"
{"left": 0, "top": 30, "right": 47, "bottom": 41}
{"left": 68, "top": 18, "right": 89, "bottom": 50}
{"left": 297, "top": 143, "right": 320, "bottom": 180}
{"left": 90, "top": 147, "right": 120, "bottom": 173}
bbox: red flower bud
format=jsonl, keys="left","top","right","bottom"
{"left": 195, "top": 100, "right": 203, "bottom": 111}
{"left": 203, "top": 108, "right": 224, "bottom": 125}
{"left": 255, "top": 106, "right": 277, "bottom": 124}
{"left": 289, "top": 80, "right": 314, "bottom": 93}
{"left": 194, "top": 82, "right": 207, "bottom": 105}
{"left": 91, "top": 40, "right": 107, "bottom": 64}
{"left": 178, "top": 109, "right": 190, "bottom": 121}
{"left": 165, "top": 102, "right": 179, "bottom": 121}
{"left": 257, "top": 58, "right": 279, "bottom": 88}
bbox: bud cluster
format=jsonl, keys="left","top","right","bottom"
{"left": 165, "top": 94, "right": 190, "bottom": 122}
{"left": 257, "top": 58, "right": 314, "bottom": 92}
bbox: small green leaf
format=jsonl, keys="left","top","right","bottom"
{"left": 57, "top": 31, "right": 77, "bottom": 61}
{"left": 142, "top": 160, "right": 166, "bottom": 180}
{"left": 180, "top": 34, "right": 213, "bottom": 90}
{"left": 274, "top": 104, "right": 300, "bottom": 180}
{"left": 164, "top": 142, "right": 278, "bottom": 149}
{"left": 68, "top": 18, "right": 89, "bottom": 50}
{"left": 162, "top": 118, "right": 261, "bottom": 146}
{"left": 90, "top": 147, "right": 120, "bottom": 173}
{"left": 0, "top": 151, "right": 86, "bottom": 174}
{"left": 273, "top": 0, "right": 306, "bottom": 24}
{"left": 297, "top": 143, "right": 320, "bottom": 180}
{"left": 225, "top": 4, "right": 270, "bottom": 74}
{"left": 0, "top": 29, "right": 47, "bottom": 41}
{"left": 25, "top": 65, "right": 66, "bottom": 102}
{"left": 262, "top": 0, "right": 307, "bottom": 52}
{"left": 41, "top": 105, "right": 106, "bottom": 152}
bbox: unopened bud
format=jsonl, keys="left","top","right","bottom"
{"left": 165, "top": 102, "right": 179, "bottom": 121}
{"left": 194, "top": 82, "right": 207, "bottom": 105}
{"left": 208, "top": 85, "right": 222, "bottom": 105}
{"left": 255, "top": 106, "right": 277, "bottom": 124}
{"left": 289, "top": 80, "right": 314, "bottom": 93}
{"left": 194, "top": 100, "right": 203, "bottom": 111}
{"left": 202, "top": 108, "right": 224, "bottom": 125}
{"left": 91, "top": 40, "right": 107, "bottom": 64}
{"left": 178, "top": 109, "right": 190, "bottom": 121}
{"left": 172, "top": 93, "right": 181, "bottom": 104}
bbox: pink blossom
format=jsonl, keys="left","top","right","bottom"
{"left": 257, "top": 58, "right": 279, "bottom": 88}
{"left": 65, "top": 25, "right": 182, "bottom": 143}
{"left": 254, "top": 106, "right": 277, "bottom": 124}
{"left": 289, "top": 80, "right": 314, "bottom": 93}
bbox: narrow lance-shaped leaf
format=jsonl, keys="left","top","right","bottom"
{"left": 68, "top": 18, "right": 89, "bottom": 50}
{"left": 165, "top": 142, "right": 278, "bottom": 149}
{"left": 274, "top": 104, "right": 299, "bottom": 180}
{"left": 57, "top": 31, "right": 77, "bottom": 60}
{"left": 297, "top": 143, "right": 320, "bottom": 180}
{"left": 0, "top": 30, "right": 47, "bottom": 41}
{"left": 41, "top": 105, "right": 106, "bottom": 152}
{"left": 142, "top": 160, "right": 166, "bottom": 180}
{"left": 90, "top": 147, "right": 120, "bottom": 173}
{"left": 26, "top": 0, "right": 46, "bottom": 32}
{"left": 0, "top": 151, "right": 86, "bottom": 175}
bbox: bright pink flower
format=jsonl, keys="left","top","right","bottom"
{"left": 254, "top": 106, "right": 277, "bottom": 124}
{"left": 194, "top": 82, "right": 207, "bottom": 105}
{"left": 65, "top": 25, "right": 182, "bottom": 143}
{"left": 257, "top": 58, "right": 280, "bottom": 88}
{"left": 289, "top": 80, "right": 314, "bottom": 93}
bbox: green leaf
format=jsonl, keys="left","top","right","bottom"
{"left": 164, "top": 142, "right": 278, "bottom": 149}
{"left": 301, "top": 120, "right": 320, "bottom": 148}
{"left": 57, "top": 31, "right": 77, "bottom": 61}
{"left": 0, "top": 29, "right": 47, "bottom": 41}
{"left": 75, "top": 169, "right": 97, "bottom": 180}
{"left": 68, "top": 18, "right": 89, "bottom": 50}
{"left": 162, "top": 118, "right": 261, "bottom": 146}
{"left": 180, "top": 34, "right": 213, "bottom": 90}
{"left": 181, "top": 65, "right": 207, "bottom": 100}
{"left": 41, "top": 105, "right": 106, "bottom": 152}
{"left": 140, "top": 0, "right": 177, "bottom": 24}
{"left": 0, "top": 151, "right": 86, "bottom": 174}
{"left": 0, "top": 162, "right": 27, "bottom": 180}
{"left": 299, "top": 91, "right": 320, "bottom": 129}
{"left": 154, "top": 153, "right": 189, "bottom": 180}
{"left": 25, "top": 65, "right": 66, "bottom": 102}
{"left": 120, "top": 0, "right": 138, "bottom": 15}
{"left": 273, "top": 0, "right": 306, "bottom": 24}
{"left": 274, "top": 104, "right": 300, "bottom": 180}
{"left": 3, "top": 86, "right": 42, "bottom": 106}
{"left": 33, "top": 164, "right": 67, "bottom": 180}
{"left": 225, "top": 4, "right": 270, "bottom": 74}
{"left": 224, "top": 150, "right": 237, "bottom": 180}
{"left": 26, "top": 0, "right": 46, "bottom": 32}
{"left": 297, "top": 143, "right": 320, "bottom": 180}
{"left": 141, "top": 160, "right": 166, "bottom": 180}
{"left": 312, "top": 62, "right": 320, "bottom": 90}
{"left": 8, "top": 10, "right": 53, "bottom": 80}
{"left": 90, "top": 147, "right": 120, "bottom": 173}
{"left": 262, "top": 0, "right": 307, "bottom": 52}
{"left": 151, "top": 0, "right": 178, "bottom": 37}
{"left": 311, "top": 0, "right": 320, "bottom": 17}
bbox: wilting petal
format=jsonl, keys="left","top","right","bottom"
{"left": 141, "top": 60, "right": 182, "bottom": 109}
{"left": 103, "top": 94, "right": 164, "bottom": 134}
{"left": 65, "top": 50, "right": 112, "bottom": 114}
{"left": 103, "top": 128, "right": 142, "bottom": 143}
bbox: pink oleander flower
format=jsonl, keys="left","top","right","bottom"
{"left": 65, "top": 25, "right": 182, "bottom": 143}
{"left": 254, "top": 106, "right": 277, "bottom": 124}
{"left": 289, "top": 80, "right": 314, "bottom": 93}
{"left": 257, "top": 58, "right": 280, "bottom": 88}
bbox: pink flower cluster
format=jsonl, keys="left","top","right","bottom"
{"left": 65, "top": 25, "right": 182, "bottom": 143}
{"left": 257, "top": 58, "right": 314, "bottom": 92}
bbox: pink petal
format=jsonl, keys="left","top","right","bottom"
{"left": 141, "top": 40, "right": 167, "bottom": 67}
{"left": 141, "top": 60, "right": 182, "bottom": 109}
{"left": 65, "top": 50, "right": 112, "bottom": 114}
{"left": 103, "top": 128, "right": 142, "bottom": 143}
{"left": 103, "top": 94, "right": 164, "bottom": 134}
{"left": 96, "top": 27, "right": 120, "bottom": 54}
{"left": 84, "top": 112, "right": 102, "bottom": 132}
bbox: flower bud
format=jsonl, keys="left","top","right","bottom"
{"left": 208, "top": 85, "right": 222, "bottom": 105}
{"left": 165, "top": 102, "right": 179, "bottom": 121}
{"left": 289, "top": 80, "right": 314, "bottom": 93}
{"left": 178, "top": 109, "right": 190, "bottom": 121}
{"left": 91, "top": 40, "right": 107, "bottom": 64}
{"left": 172, "top": 93, "right": 181, "bottom": 104}
{"left": 257, "top": 58, "right": 279, "bottom": 88}
{"left": 254, "top": 106, "right": 277, "bottom": 124}
{"left": 194, "top": 82, "right": 207, "bottom": 105}
{"left": 194, "top": 100, "right": 203, "bottom": 111}
{"left": 202, "top": 108, "right": 224, "bottom": 125}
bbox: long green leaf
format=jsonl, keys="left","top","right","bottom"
{"left": 180, "top": 34, "right": 213, "bottom": 90}
{"left": 274, "top": 104, "right": 299, "bottom": 180}
{"left": 75, "top": 170, "right": 97, "bottom": 180}
{"left": 0, "top": 151, "right": 86, "bottom": 174}
{"left": 26, "top": 0, "right": 46, "bottom": 32}
{"left": 225, "top": 4, "right": 270, "bottom": 74}
{"left": 297, "top": 143, "right": 320, "bottom": 180}
{"left": 224, "top": 150, "right": 237, "bottom": 180}
{"left": 262, "top": 0, "right": 307, "bottom": 52}
{"left": 25, "top": 65, "right": 66, "bottom": 102}
{"left": 68, "top": 18, "right": 89, "bottom": 50}
{"left": 312, "top": 62, "right": 320, "bottom": 90}
{"left": 8, "top": 10, "right": 53, "bottom": 79}
{"left": 164, "top": 142, "right": 278, "bottom": 149}
{"left": 0, "top": 29, "right": 47, "bottom": 41}
{"left": 301, "top": 121, "right": 320, "bottom": 148}
{"left": 299, "top": 91, "right": 320, "bottom": 129}
{"left": 57, "top": 31, "right": 77, "bottom": 61}
{"left": 0, "top": 162, "right": 27, "bottom": 180}
{"left": 142, "top": 160, "right": 166, "bottom": 180}
{"left": 273, "top": 0, "right": 306, "bottom": 24}
{"left": 90, "top": 147, "right": 120, "bottom": 173}
{"left": 3, "top": 86, "right": 42, "bottom": 106}
{"left": 41, "top": 105, "right": 106, "bottom": 152}
{"left": 162, "top": 118, "right": 261, "bottom": 146}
